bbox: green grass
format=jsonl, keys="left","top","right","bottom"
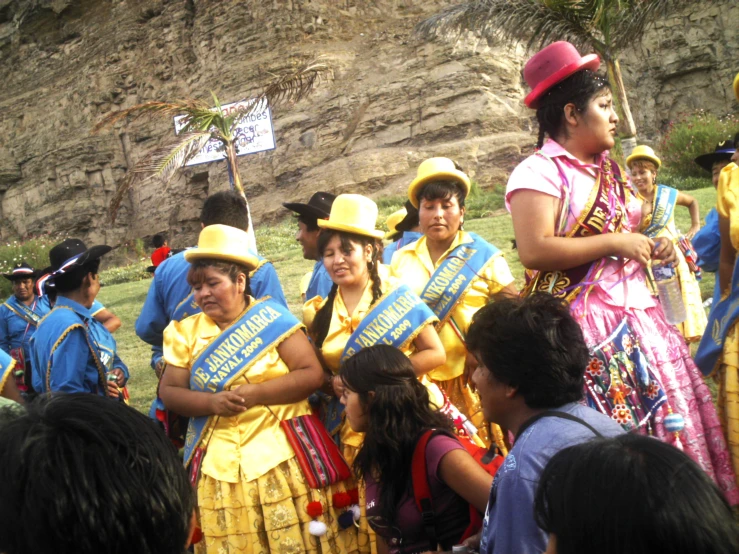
{"left": 98, "top": 187, "right": 718, "bottom": 414}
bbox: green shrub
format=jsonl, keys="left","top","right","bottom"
{"left": 99, "top": 261, "right": 151, "bottom": 287}
{"left": 659, "top": 111, "right": 738, "bottom": 178}
{"left": 659, "top": 168, "right": 713, "bottom": 191}
{"left": 0, "top": 234, "right": 62, "bottom": 299}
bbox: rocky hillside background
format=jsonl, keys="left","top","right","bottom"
{"left": 0, "top": 0, "right": 736, "bottom": 249}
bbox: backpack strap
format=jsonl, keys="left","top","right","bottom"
{"left": 516, "top": 410, "right": 605, "bottom": 440}
{"left": 411, "top": 429, "right": 441, "bottom": 552}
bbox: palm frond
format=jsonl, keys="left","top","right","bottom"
{"left": 416, "top": 0, "right": 711, "bottom": 58}
{"left": 109, "top": 132, "right": 212, "bottom": 221}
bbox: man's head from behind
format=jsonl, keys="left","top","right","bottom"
{"left": 201, "top": 190, "right": 249, "bottom": 231}
{"left": 0, "top": 394, "right": 194, "bottom": 554}
{"left": 467, "top": 293, "right": 588, "bottom": 427}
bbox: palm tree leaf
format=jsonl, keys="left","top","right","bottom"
{"left": 108, "top": 132, "right": 212, "bottom": 221}
{"left": 91, "top": 99, "right": 211, "bottom": 134}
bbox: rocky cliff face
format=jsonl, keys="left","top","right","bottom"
{"left": 0, "top": 0, "right": 735, "bottom": 248}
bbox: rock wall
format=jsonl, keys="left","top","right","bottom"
{"left": 0, "top": 0, "right": 735, "bottom": 248}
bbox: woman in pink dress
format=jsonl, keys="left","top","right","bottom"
{"left": 507, "top": 41, "right": 737, "bottom": 501}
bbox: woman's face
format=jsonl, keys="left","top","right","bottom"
{"left": 575, "top": 90, "right": 619, "bottom": 154}
{"left": 340, "top": 387, "right": 369, "bottom": 433}
{"left": 322, "top": 235, "right": 372, "bottom": 289}
{"left": 192, "top": 267, "right": 246, "bottom": 324}
{"left": 419, "top": 194, "right": 465, "bottom": 245}
{"left": 630, "top": 165, "right": 657, "bottom": 195}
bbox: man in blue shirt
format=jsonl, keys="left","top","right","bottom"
{"left": 30, "top": 239, "right": 128, "bottom": 397}
{"left": 466, "top": 294, "right": 624, "bottom": 554}
{"left": 135, "top": 191, "right": 288, "bottom": 373}
{"left": 283, "top": 191, "right": 335, "bottom": 302}
{"left": 0, "top": 262, "right": 50, "bottom": 393}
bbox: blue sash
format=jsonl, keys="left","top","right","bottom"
{"left": 0, "top": 348, "right": 15, "bottom": 394}
{"left": 340, "top": 284, "right": 437, "bottom": 363}
{"left": 642, "top": 185, "right": 677, "bottom": 239}
{"left": 695, "top": 259, "right": 739, "bottom": 376}
{"left": 183, "top": 298, "right": 301, "bottom": 467}
{"left": 419, "top": 233, "right": 499, "bottom": 325}
{"left": 4, "top": 295, "right": 44, "bottom": 326}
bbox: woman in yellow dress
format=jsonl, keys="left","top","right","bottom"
{"left": 390, "top": 158, "right": 518, "bottom": 451}
{"left": 159, "top": 224, "right": 358, "bottom": 554}
{"left": 304, "top": 194, "right": 446, "bottom": 465}
{"left": 626, "top": 145, "right": 706, "bottom": 342}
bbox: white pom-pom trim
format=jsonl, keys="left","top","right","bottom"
{"left": 350, "top": 504, "right": 361, "bottom": 521}
{"left": 309, "top": 520, "right": 328, "bottom": 537}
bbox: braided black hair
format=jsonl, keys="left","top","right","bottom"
{"left": 311, "top": 230, "right": 383, "bottom": 348}
{"left": 535, "top": 69, "right": 611, "bottom": 149}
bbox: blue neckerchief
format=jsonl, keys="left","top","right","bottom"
{"left": 419, "top": 233, "right": 499, "bottom": 325}
{"left": 0, "top": 348, "right": 15, "bottom": 393}
{"left": 183, "top": 298, "right": 300, "bottom": 467}
{"left": 4, "top": 295, "right": 44, "bottom": 326}
{"left": 641, "top": 185, "right": 677, "bottom": 239}
{"left": 306, "top": 260, "right": 333, "bottom": 301}
{"left": 695, "top": 258, "right": 739, "bottom": 376}
{"left": 340, "top": 284, "right": 437, "bottom": 363}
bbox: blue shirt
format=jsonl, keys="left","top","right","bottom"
{"left": 693, "top": 208, "right": 720, "bottom": 273}
{"left": 135, "top": 250, "right": 288, "bottom": 368}
{"left": 305, "top": 260, "right": 334, "bottom": 301}
{"left": 480, "top": 403, "right": 624, "bottom": 554}
{"left": 382, "top": 231, "right": 423, "bottom": 265}
{"left": 30, "top": 296, "right": 129, "bottom": 395}
{"left": 0, "top": 295, "right": 51, "bottom": 362}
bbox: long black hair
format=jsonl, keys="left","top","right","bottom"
{"left": 340, "top": 345, "right": 452, "bottom": 525}
{"left": 310, "top": 230, "right": 383, "bottom": 348}
{"left": 535, "top": 434, "right": 739, "bottom": 554}
{"left": 535, "top": 69, "right": 611, "bottom": 149}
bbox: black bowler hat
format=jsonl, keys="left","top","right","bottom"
{"left": 694, "top": 140, "right": 736, "bottom": 172}
{"left": 283, "top": 192, "right": 336, "bottom": 220}
{"left": 49, "top": 239, "right": 112, "bottom": 275}
{"left": 2, "top": 262, "right": 38, "bottom": 281}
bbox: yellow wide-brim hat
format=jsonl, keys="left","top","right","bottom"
{"left": 734, "top": 72, "right": 739, "bottom": 102}
{"left": 625, "top": 144, "right": 661, "bottom": 170}
{"left": 384, "top": 207, "right": 408, "bottom": 239}
{"left": 407, "top": 157, "right": 471, "bottom": 208}
{"left": 317, "top": 194, "right": 385, "bottom": 239}
{"left": 184, "top": 224, "right": 259, "bottom": 270}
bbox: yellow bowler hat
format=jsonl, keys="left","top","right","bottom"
{"left": 407, "top": 157, "right": 471, "bottom": 208}
{"left": 733, "top": 72, "right": 739, "bottom": 102}
{"left": 626, "top": 144, "right": 661, "bottom": 170}
{"left": 317, "top": 194, "right": 385, "bottom": 239}
{"left": 384, "top": 207, "right": 408, "bottom": 239}
{"left": 184, "top": 224, "right": 259, "bottom": 270}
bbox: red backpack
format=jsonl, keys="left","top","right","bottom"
{"left": 411, "top": 430, "right": 504, "bottom": 551}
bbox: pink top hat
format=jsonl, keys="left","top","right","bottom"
{"left": 524, "top": 41, "right": 600, "bottom": 109}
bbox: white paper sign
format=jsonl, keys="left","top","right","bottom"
{"left": 173, "top": 99, "right": 276, "bottom": 167}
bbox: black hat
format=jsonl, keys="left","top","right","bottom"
{"left": 694, "top": 140, "right": 736, "bottom": 172}
{"left": 395, "top": 200, "right": 420, "bottom": 234}
{"left": 283, "top": 192, "right": 336, "bottom": 220}
{"left": 49, "top": 239, "right": 112, "bottom": 274}
{"left": 3, "top": 262, "right": 37, "bottom": 281}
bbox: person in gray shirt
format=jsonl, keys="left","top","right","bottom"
{"left": 465, "top": 293, "right": 624, "bottom": 554}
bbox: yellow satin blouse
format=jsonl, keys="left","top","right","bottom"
{"left": 163, "top": 304, "right": 309, "bottom": 483}
{"left": 718, "top": 163, "right": 739, "bottom": 250}
{"left": 391, "top": 230, "right": 515, "bottom": 381}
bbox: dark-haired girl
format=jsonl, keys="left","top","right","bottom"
{"left": 341, "top": 345, "right": 493, "bottom": 554}
{"left": 304, "top": 194, "right": 446, "bottom": 465}
{"left": 508, "top": 41, "right": 737, "bottom": 502}
{"left": 160, "top": 225, "right": 358, "bottom": 554}
{"left": 535, "top": 434, "right": 739, "bottom": 554}
{"left": 391, "top": 158, "right": 517, "bottom": 452}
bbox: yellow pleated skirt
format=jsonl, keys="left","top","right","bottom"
{"left": 716, "top": 324, "right": 739, "bottom": 481}
{"left": 195, "top": 456, "right": 359, "bottom": 554}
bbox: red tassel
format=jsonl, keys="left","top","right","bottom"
{"left": 348, "top": 488, "right": 359, "bottom": 505}
{"left": 306, "top": 501, "right": 324, "bottom": 519}
{"left": 333, "top": 491, "right": 352, "bottom": 509}
{"left": 190, "top": 526, "right": 203, "bottom": 544}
